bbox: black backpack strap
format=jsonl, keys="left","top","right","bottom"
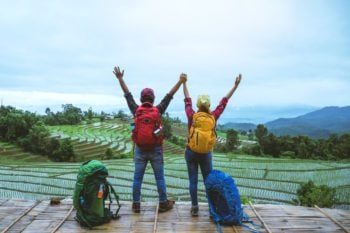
{"left": 107, "top": 181, "right": 121, "bottom": 219}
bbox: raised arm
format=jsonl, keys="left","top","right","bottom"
{"left": 113, "top": 66, "right": 139, "bottom": 114}
{"left": 156, "top": 73, "right": 187, "bottom": 114}
{"left": 225, "top": 73, "right": 242, "bottom": 100}
{"left": 168, "top": 73, "right": 187, "bottom": 96}
{"left": 183, "top": 77, "right": 190, "bottom": 98}
{"left": 182, "top": 74, "right": 194, "bottom": 128}
{"left": 113, "top": 66, "right": 130, "bottom": 94}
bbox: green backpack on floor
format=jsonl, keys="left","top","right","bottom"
{"left": 73, "top": 160, "right": 121, "bottom": 228}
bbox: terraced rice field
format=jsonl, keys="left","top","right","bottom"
{"left": 0, "top": 119, "right": 349, "bottom": 209}
{"left": 49, "top": 120, "right": 134, "bottom": 160}
{"left": 0, "top": 154, "right": 349, "bottom": 209}
{"left": 0, "top": 142, "right": 51, "bottom": 163}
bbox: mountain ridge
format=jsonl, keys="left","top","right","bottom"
{"left": 222, "top": 106, "right": 350, "bottom": 138}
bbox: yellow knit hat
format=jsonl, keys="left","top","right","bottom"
{"left": 196, "top": 95, "right": 211, "bottom": 109}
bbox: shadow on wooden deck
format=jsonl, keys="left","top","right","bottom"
{"left": 0, "top": 199, "right": 349, "bottom": 233}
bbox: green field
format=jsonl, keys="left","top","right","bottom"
{"left": 0, "top": 120, "right": 349, "bottom": 209}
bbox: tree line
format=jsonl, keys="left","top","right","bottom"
{"left": 0, "top": 105, "right": 132, "bottom": 162}
{"left": 243, "top": 124, "right": 350, "bottom": 160}
{"left": 161, "top": 115, "right": 350, "bottom": 160}
{"left": 0, "top": 105, "right": 75, "bottom": 161}
{"left": 2, "top": 104, "right": 349, "bottom": 161}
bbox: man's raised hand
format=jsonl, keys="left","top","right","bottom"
{"left": 113, "top": 66, "right": 124, "bottom": 80}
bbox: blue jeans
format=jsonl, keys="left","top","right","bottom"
{"left": 185, "top": 148, "right": 213, "bottom": 206}
{"left": 133, "top": 145, "right": 167, "bottom": 202}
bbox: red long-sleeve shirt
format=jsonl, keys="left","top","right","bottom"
{"left": 184, "top": 97, "right": 228, "bottom": 130}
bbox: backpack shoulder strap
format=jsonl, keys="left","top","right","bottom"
{"left": 106, "top": 181, "right": 121, "bottom": 219}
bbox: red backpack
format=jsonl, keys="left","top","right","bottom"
{"left": 132, "top": 103, "right": 163, "bottom": 149}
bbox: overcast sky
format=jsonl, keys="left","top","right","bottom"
{"left": 0, "top": 0, "right": 349, "bottom": 120}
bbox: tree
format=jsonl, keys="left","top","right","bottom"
{"left": 0, "top": 108, "right": 39, "bottom": 142}
{"left": 62, "top": 104, "right": 83, "bottom": 124}
{"left": 294, "top": 181, "right": 337, "bottom": 208}
{"left": 255, "top": 124, "right": 268, "bottom": 145}
{"left": 100, "top": 111, "right": 106, "bottom": 122}
{"left": 59, "top": 139, "right": 75, "bottom": 161}
{"left": 116, "top": 110, "right": 127, "bottom": 119}
{"left": 21, "top": 122, "right": 50, "bottom": 154}
{"left": 43, "top": 104, "right": 83, "bottom": 125}
{"left": 45, "top": 107, "right": 51, "bottom": 115}
{"left": 161, "top": 112, "right": 172, "bottom": 139}
{"left": 46, "top": 138, "right": 61, "bottom": 156}
{"left": 247, "top": 129, "right": 254, "bottom": 140}
{"left": 85, "top": 107, "right": 94, "bottom": 121}
{"left": 104, "top": 148, "right": 114, "bottom": 160}
{"left": 263, "top": 133, "right": 281, "bottom": 157}
{"left": 226, "top": 129, "right": 239, "bottom": 151}
{"left": 50, "top": 139, "right": 75, "bottom": 162}
{"left": 333, "top": 133, "right": 350, "bottom": 159}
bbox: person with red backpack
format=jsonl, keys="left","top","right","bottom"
{"left": 113, "top": 66, "right": 186, "bottom": 213}
{"left": 182, "top": 73, "right": 242, "bottom": 216}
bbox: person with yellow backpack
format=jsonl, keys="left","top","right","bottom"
{"left": 182, "top": 73, "right": 242, "bottom": 216}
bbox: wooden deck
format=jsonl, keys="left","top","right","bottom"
{"left": 0, "top": 199, "right": 349, "bottom": 233}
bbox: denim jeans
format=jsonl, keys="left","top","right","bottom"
{"left": 133, "top": 145, "right": 167, "bottom": 202}
{"left": 185, "top": 148, "right": 213, "bottom": 206}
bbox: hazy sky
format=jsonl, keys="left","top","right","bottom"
{"left": 0, "top": 0, "right": 349, "bottom": 120}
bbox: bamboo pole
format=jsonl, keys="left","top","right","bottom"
{"left": 50, "top": 206, "right": 74, "bottom": 233}
{"left": 315, "top": 205, "right": 350, "bottom": 233}
{"left": 232, "top": 225, "right": 239, "bottom": 233}
{"left": 153, "top": 203, "right": 159, "bottom": 233}
{"left": 1, "top": 201, "right": 40, "bottom": 233}
{"left": 249, "top": 202, "right": 273, "bottom": 233}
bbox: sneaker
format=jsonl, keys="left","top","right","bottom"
{"left": 191, "top": 205, "right": 199, "bottom": 216}
{"left": 158, "top": 200, "right": 175, "bottom": 213}
{"left": 132, "top": 202, "right": 140, "bottom": 213}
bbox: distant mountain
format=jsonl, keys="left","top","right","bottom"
{"left": 265, "top": 106, "right": 350, "bottom": 138}
{"left": 220, "top": 122, "right": 256, "bottom": 131}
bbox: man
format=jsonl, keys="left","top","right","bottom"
{"left": 113, "top": 66, "right": 186, "bottom": 213}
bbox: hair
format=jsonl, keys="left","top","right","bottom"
{"left": 198, "top": 105, "right": 210, "bottom": 113}
{"left": 196, "top": 94, "right": 210, "bottom": 112}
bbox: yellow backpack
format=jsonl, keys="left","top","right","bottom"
{"left": 188, "top": 112, "right": 216, "bottom": 154}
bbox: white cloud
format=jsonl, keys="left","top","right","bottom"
{"left": 236, "top": 77, "right": 350, "bottom": 106}
{"left": 0, "top": 90, "right": 124, "bottom": 108}
{"left": 0, "top": 0, "right": 349, "bottom": 111}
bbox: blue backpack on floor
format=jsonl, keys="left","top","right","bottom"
{"left": 205, "top": 169, "right": 260, "bottom": 233}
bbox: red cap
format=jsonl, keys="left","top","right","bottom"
{"left": 140, "top": 88, "right": 155, "bottom": 103}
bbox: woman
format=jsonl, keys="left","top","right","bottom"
{"left": 182, "top": 73, "right": 242, "bottom": 216}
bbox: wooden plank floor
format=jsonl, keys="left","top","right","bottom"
{"left": 0, "top": 199, "right": 349, "bottom": 233}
